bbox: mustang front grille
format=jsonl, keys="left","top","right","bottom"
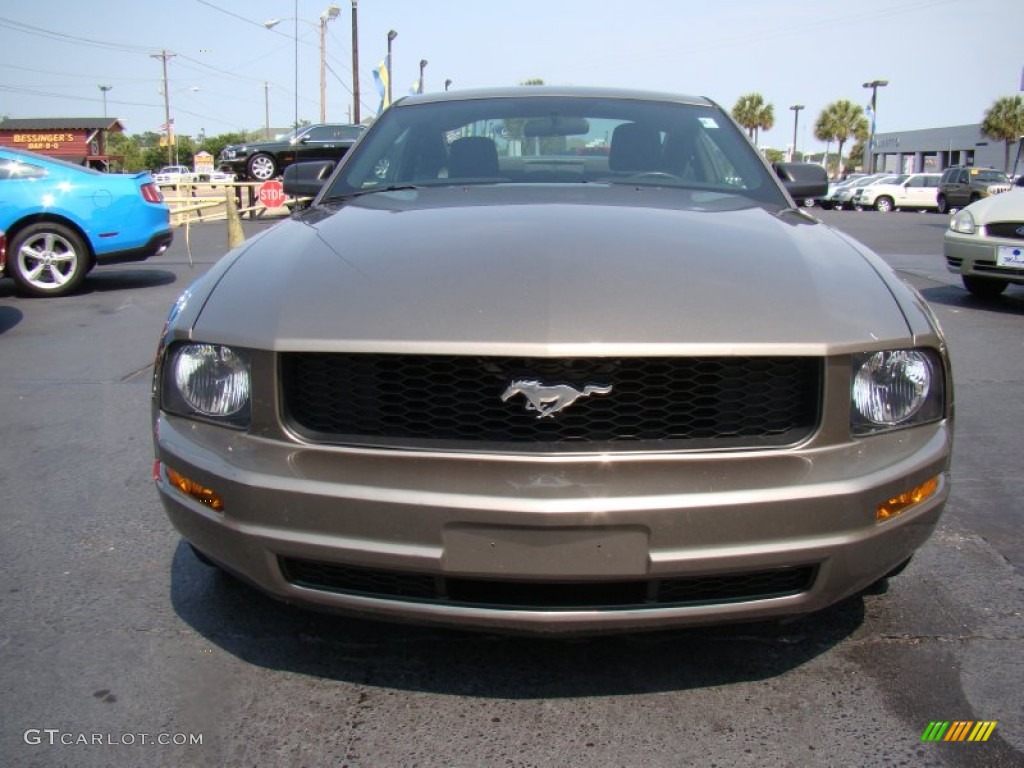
{"left": 281, "top": 354, "right": 821, "bottom": 451}
{"left": 279, "top": 557, "right": 817, "bottom": 610}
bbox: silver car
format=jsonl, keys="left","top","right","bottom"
{"left": 945, "top": 187, "right": 1024, "bottom": 296}
{"left": 152, "top": 87, "right": 952, "bottom": 634}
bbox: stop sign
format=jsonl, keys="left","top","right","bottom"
{"left": 258, "top": 180, "right": 286, "bottom": 208}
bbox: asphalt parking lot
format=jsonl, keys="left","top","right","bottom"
{"left": 1, "top": 208, "right": 1022, "bottom": 767}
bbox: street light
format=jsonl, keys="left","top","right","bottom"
{"left": 319, "top": 5, "right": 341, "bottom": 122}
{"left": 98, "top": 85, "right": 112, "bottom": 118}
{"left": 418, "top": 59, "right": 428, "bottom": 94}
{"left": 789, "top": 104, "right": 804, "bottom": 162}
{"left": 263, "top": 1, "right": 299, "bottom": 129}
{"left": 267, "top": 6, "right": 341, "bottom": 125}
{"left": 863, "top": 79, "right": 889, "bottom": 174}
{"left": 386, "top": 29, "right": 397, "bottom": 108}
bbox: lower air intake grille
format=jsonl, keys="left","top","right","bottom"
{"left": 279, "top": 558, "right": 816, "bottom": 610}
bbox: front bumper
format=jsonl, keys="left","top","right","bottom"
{"left": 944, "top": 234, "right": 1024, "bottom": 285}
{"left": 154, "top": 413, "right": 951, "bottom": 634}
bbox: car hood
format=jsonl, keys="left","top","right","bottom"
{"left": 192, "top": 186, "right": 912, "bottom": 355}
{"left": 959, "top": 188, "right": 1024, "bottom": 221}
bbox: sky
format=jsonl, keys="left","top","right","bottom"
{"left": 1, "top": 0, "right": 1022, "bottom": 153}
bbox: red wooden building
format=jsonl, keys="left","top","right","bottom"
{"left": 0, "top": 117, "right": 125, "bottom": 170}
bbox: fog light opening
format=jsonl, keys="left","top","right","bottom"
{"left": 877, "top": 476, "right": 939, "bottom": 522}
{"left": 164, "top": 465, "right": 224, "bottom": 512}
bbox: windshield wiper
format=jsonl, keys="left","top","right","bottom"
{"left": 321, "top": 184, "right": 419, "bottom": 202}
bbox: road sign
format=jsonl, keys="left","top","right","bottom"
{"left": 258, "top": 180, "right": 286, "bottom": 208}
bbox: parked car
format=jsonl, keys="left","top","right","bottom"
{"left": 207, "top": 169, "right": 235, "bottom": 184}
{"left": 832, "top": 173, "right": 894, "bottom": 210}
{"left": 853, "top": 172, "right": 941, "bottom": 212}
{"left": 218, "top": 123, "right": 365, "bottom": 181}
{"left": 944, "top": 188, "right": 1024, "bottom": 296}
{"left": 153, "top": 165, "right": 197, "bottom": 184}
{"left": 0, "top": 147, "right": 172, "bottom": 296}
{"left": 936, "top": 166, "right": 1012, "bottom": 214}
{"left": 816, "top": 176, "right": 858, "bottom": 210}
{"left": 153, "top": 87, "right": 951, "bottom": 634}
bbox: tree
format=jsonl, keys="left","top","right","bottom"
{"left": 519, "top": 78, "right": 545, "bottom": 86}
{"left": 980, "top": 95, "right": 1024, "bottom": 173}
{"left": 847, "top": 139, "right": 866, "bottom": 171}
{"left": 816, "top": 100, "right": 868, "bottom": 175}
{"left": 731, "top": 93, "right": 774, "bottom": 146}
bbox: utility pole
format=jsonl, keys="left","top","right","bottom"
{"left": 351, "top": 0, "right": 360, "bottom": 124}
{"left": 150, "top": 50, "right": 176, "bottom": 165}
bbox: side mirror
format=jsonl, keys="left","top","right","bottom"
{"left": 774, "top": 162, "right": 828, "bottom": 200}
{"left": 283, "top": 160, "right": 336, "bottom": 199}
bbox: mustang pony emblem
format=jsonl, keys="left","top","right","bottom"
{"left": 501, "top": 380, "right": 612, "bottom": 419}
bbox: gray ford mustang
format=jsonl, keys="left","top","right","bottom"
{"left": 152, "top": 87, "right": 953, "bottom": 634}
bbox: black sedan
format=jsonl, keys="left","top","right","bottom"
{"left": 218, "top": 123, "right": 364, "bottom": 181}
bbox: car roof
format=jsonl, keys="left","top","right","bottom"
{"left": 394, "top": 85, "right": 714, "bottom": 109}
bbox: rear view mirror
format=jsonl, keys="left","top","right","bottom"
{"left": 522, "top": 116, "right": 590, "bottom": 137}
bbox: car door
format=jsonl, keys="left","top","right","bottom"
{"left": 950, "top": 169, "right": 970, "bottom": 206}
{"left": 295, "top": 126, "right": 345, "bottom": 163}
{"left": 900, "top": 175, "right": 930, "bottom": 208}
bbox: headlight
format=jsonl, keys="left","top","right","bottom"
{"left": 162, "top": 343, "right": 251, "bottom": 427}
{"left": 950, "top": 209, "right": 976, "bottom": 234}
{"left": 851, "top": 349, "right": 944, "bottom": 434}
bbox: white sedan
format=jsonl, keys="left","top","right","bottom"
{"left": 944, "top": 187, "right": 1024, "bottom": 296}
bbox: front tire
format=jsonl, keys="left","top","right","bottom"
{"left": 936, "top": 195, "right": 948, "bottom": 214}
{"left": 9, "top": 222, "right": 89, "bottom": 297}
{"left": 962, "top": 275, "right": 1008, "bottom": 297}
{"left": 874, "top": 196, "right": 895, "bottom": 213}
{"left": 247, "top": 153, "right": 277, "bottom": 181}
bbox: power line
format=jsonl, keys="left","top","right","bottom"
{"left": 0, "top": 16, "right": 155, "bottom": 54}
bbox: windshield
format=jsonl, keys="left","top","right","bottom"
{"left": 323, "top": 95, "right": 786, "bottom": 206}
{"left": 973, "top": 170, "right": 1008, "bottom": 182}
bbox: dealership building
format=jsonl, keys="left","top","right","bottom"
{"left": 867, "top": 123, "right": 1021, "bottom": 175}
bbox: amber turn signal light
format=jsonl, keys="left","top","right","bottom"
{"left": 877, "top": 476, "right": 939, "bottom": 522}
{"left": 163, "top": 464, "right": 224, "bottom": 511}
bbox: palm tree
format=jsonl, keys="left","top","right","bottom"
{"left": 980, "top": 95, "right": 1024, "bottom": 173}
{"left": 732, "top": 93, "right": 774, "bottom": 146}
{"left": 816, "top": 100, "right": 868, "bottom": 175}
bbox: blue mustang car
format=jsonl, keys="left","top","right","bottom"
{"left": 0, "top": 147, "right": 173, "bottom": 296}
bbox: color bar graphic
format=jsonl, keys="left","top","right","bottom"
{"left": 921, "top": 721, "right": 997, "bottom": 742}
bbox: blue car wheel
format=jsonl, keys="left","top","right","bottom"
{"left": 10, "top": 222, "right": 89, "bottom": 297}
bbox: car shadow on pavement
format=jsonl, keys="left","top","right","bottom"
{"left": 82, "top": 268, "right": 179, "bottom": 294}
{"left": 0, "top": 304, "right": 24, "bottom": 333}
{"left": 919, "top": 284, "right": 1024, "bottom": 314}
{"left": 170, "top": 542, "right": 865, "bottom": 698}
